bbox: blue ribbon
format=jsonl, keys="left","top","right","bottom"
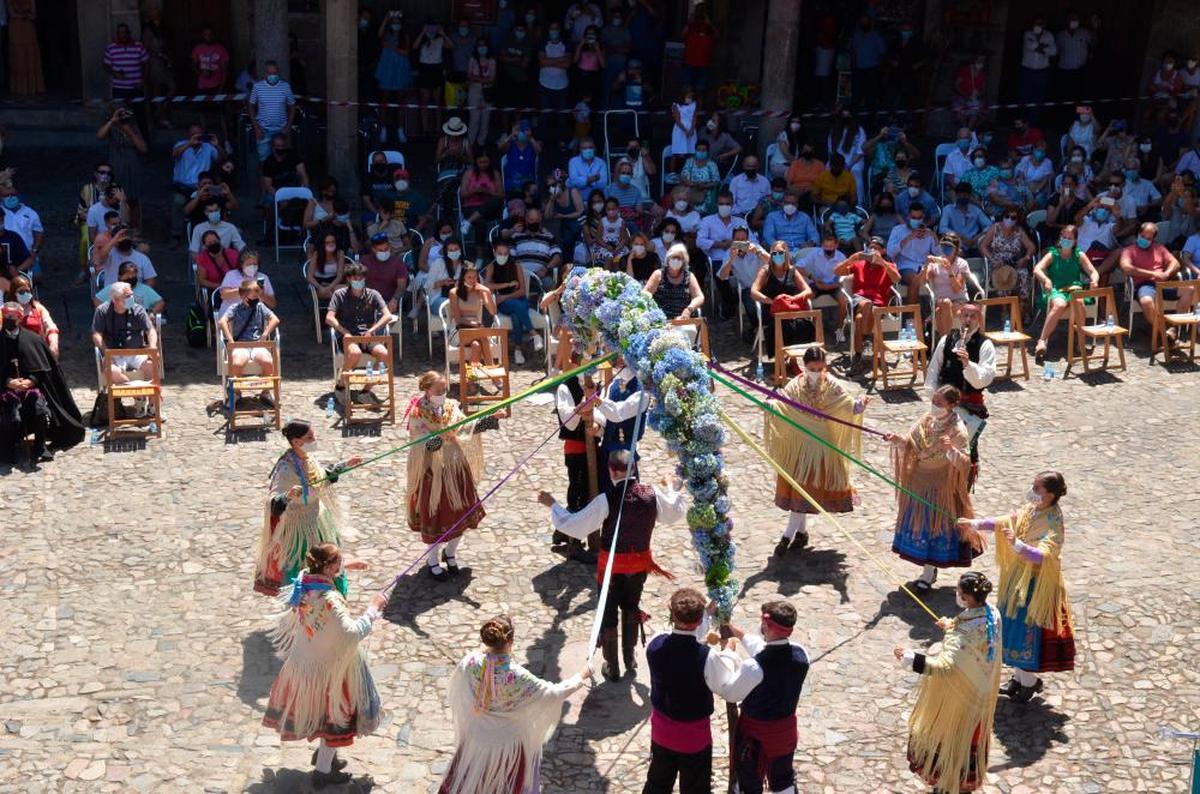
{"left": 286, "top": 572, "right": 334, "bottom": 608}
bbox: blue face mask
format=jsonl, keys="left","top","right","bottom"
{"left": 941, "top": 243, "right": 956, "bottom": 256}
{"left": 1033, "top": 150, "right": 1045, "bottom": 161}
{"left": 618, "top": 174, "right": 632, "bottom": 185}
{"left": 771, "top": 191, "right": 784, "bottom": 201}
{"left": 999, "top": 168, "right": 1013, "bottom": 179}
{"left": 1135, "top": 236, "right": 1151, "bottom": 249}
{"left": 1059, "top": 238, "right": 1075, "bottom": 251}
{"left": 350, "top": 279, "right": 367, "bottom": 290}
{"left": 908, "top": 218, "right": 922, "bottom": 230}
{"left": 516, "top": 131, "right": 527, "bottom": 142}
{"left": 1094, "top": 208, "right": 1110, "bottom": 222}
{"left": 1124, "top": 169, "right": 1139, "bottom": 183}
{"left": 206, "top": 210, "right": 222, "bottom": 224}
{"left": 695, "top": 150, "right": 708, "bottom": 160}
{"left": 266, "top": 74, "right": 280, "bottom": 86}
{"left": 956, "top": 138, "right": 970, "bottom": 151}
{"left": 581, "top": 148, "right": 595, "bottom": 160}
{"left": 2, "top": 196, "right": 19, "bottom": 210}
{"left": 548, "top": 29, "right": 561, "bottom": 41}
{"left": 771, "top": 252, "right": 786, "bottom": 265}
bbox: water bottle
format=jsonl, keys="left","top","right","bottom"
{"left": 90, "top": 428, "right": 99, "bottom": 447}
{"left": 325, "top": 396, "right": 335, "bottom": 418}
{"left": 1106, "top": 314, "right": 1114, "bottom": 330}
{"left": 1193, "top": 304, "right": 1199, "bottom": 319}
{"left": 754, "top": 360, "right": 765, "bottom": 382}
{"left": 366, "top": 360, "right": 375, "bottom": 377}
{"left": 378, "top": 361, "right": 387, "bottom": 376}
{"left": 1003, "top": 318, "right": 1011, "bottom": 335}
{"left": 1042, "top": 364, "right": 1054, "bottom": 381}
{"left": 147, "top": 421, "right": 157, "bottom": 435}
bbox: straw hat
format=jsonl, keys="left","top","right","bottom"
{"left": 442, "top": 116, "right": 467, "bottom": 136}
{"left": 990, "top": 263, "right": 1018, "bottom": 292}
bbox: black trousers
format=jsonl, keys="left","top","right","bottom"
{"left": 735, "top": 734, "right": 795, "bottom": 794}
{"left": 564, "top": 449, "right": 591, "bottom": 512}
{"left": 643, "top": 741, "right": 712, "bottom": 794}
{"left": 0, "top": 389, "right": 48, "bottom": 463}
{"left": 601, "top": 571, "right": 646, "bottom": 630}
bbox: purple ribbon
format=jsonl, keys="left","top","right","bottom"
{"left": 709, "top": 361, "right": 890, "bottom": 439}
{"left": 381, "top": 391, "right": 600, "bottom": 593}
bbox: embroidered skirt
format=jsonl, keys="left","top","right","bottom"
{"left": 774, "top": 476, "right": 854, "bottom": 514}
{"left": 408, "top": 463, "right": 485, "bottom": 544}
{"left": 892, "top": 504, "right": 980, "bottom": 568}
{"left": 262, "top": 660, "right": 382, "bottom": 748}
{"left": 1001, "top": 585, "right": 1076, "bottom": 673}
{"left": 908, "top": 723, "right": 984, "bottom": 793}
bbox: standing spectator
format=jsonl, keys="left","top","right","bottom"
{"left": 489, "top": 1, "right": 515, "bottom": 50}
{"left": 374, "top": 10, "right": 413, "bottom": 146}
{"left": 729, "top": 156, "right": 770, "bottom": 217}
{"left": 7, "top": 0, "right": 43, "bottom": 96}
{"left": 191, "top": 25, "right": 230, "bottom": 94}
{"left": 627, "top": 0, "right": 663, "bottom": 84}
{"left": 248, "top": 60, "right": 296, "bottom": 162}
{"left": 448, "top": 19, "right": 476, "bottom": 82}
{"left": 565, "top": 1, "right": 603, "bottom": 44}
{"left": 466, "top": 39, "right": 497, "bottom": 147}
{"left": 141, "top": 8, "right": 174, "bottom": 130}
{"left": 887, "top": 21, "right": 927, "bottom": 112}
{"left": 680, "top": 4, "right": 716, "bottom": 95}
{"left": 412, "top": 19, "right": 450, "bottom": 136}
{"left": 357, "top": 8, "right": 381, "bottom": 103}
{"left": 952, "top": 55, "right": 987, "bottom": 129}
{"left": 670, "top": 87, "right": 699, "bottom": 170}
{"left": 0, "top": 1, "right": 7, "bottom": 94}
{"left": 1018, "top": 17, "right": 1056, "bottom": 118}
{"left": 572, "top": 25, "right": 605, "bottom": 105}
{"left": 538, "top": 23, "right": 572, "bottom": 142}
{"left": 849, "top": 14, "right": 886, "bottom": 110}
{"left": 1055, "top": 12, "right": 1091, "bottom": 102}
{"left": 600, "top": 8, "right": 631, "bottom": 109}
{"left": 811, "top": 1, "right": 837, "bottom": 105}
{"left": 102, "top": 24, "right": 150, "bottom": 136}
{"left": 1067, "top": 106, "right": 1100, "bottom": 158}
{"left": 170, "top": 125, "right": 219, "bottom": 248}
{"left": 498, "top": 23, "right": 534, "bottom": 132}
{"left": 95, "top": 104, "right": 148, "bottom": 233}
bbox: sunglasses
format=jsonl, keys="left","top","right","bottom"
{"left": 96, "top": 170, "right": 113, "bottom": 175}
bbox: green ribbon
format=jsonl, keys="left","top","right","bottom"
{"left": 709, "top": 368, "right": 957, "bottom": 520}
{"left": 315, "top": 352, "right": 617, "bottom": 484}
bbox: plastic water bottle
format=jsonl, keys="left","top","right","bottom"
{"left": 1003, "top": 318, "right": 1011, "bottom": 335}
{"left": 754, "top": 360, "right": 765, "bottom": 382}
{"left": 378, "top": 361, "right": 387, "bottom": 376}
{"left": 90, "top": 428, "right": 99, "bottom": 447}
{"left": 366, "top": 360, "right": 375, "bottom": 377}
{"left": 147, "top": 421, "right": 157, "bottom": 435}
{"left": 1042, "top": 364, "right": 1054, "bottom": 381}
{"left": 1106, "top": 314, "right": 1114, "bottom": 330}
{"left": 325, "top": 396, "right": 335, "bottom": 419}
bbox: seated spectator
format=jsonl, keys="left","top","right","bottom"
{"left": 1095, "top": 119, "right": 1137, "bottom": 183}
{"left": 449, "top": 262, "right": 498, "bottom": 367}
{"left": 605, "top": 159, "right": 645, "bottom": 210}
{"left": 886, "top": 202, "right": 938, "bottom": 299}
{"left": 680, "top": 139, "right": 722, "bottom": 216}
{"left": 749, "top": 243, "right": 813, "bottom": 364}
{"left": 543, "top": 169, "right": 584, "bottom": 253}
{"left": 484, "top": 240, "right": 541, "bottom": 365}
{"left": 860, "top": 193, "right": 902, "bottom": 245}
{"left": 306, "top": 232, "right": 347, "bottom": 301}
{"left": 620, "top": 138, "right": 657, "bottom": 203}
{"left": 435, "top": 116, "right": 474, "bottom": 171}
{"left": 750, "top": 177, "right": 787, "bottom": 232}
{"left": 362, "top": 233, "right": 409, "bottom": 315}
{"left": 699, "top": 111, "right": 742, "bottom": 169}
{"left": 1119, "top": 222, "right": 1183, "bottom": 342}
{"left": 566, "top": 137, "right": 608, "bottom": 191}
{"left": 303, "top": 176, "right": 341, "bottom": 231}
{"left": 784, "top": 142, "right": 823, "bottom": 205}
{"left": 188, "top": 198, "right": 245, "bottom": 262}
{"left": 813, "top": 153, "right": 856, "bottom": 209}
{"left": 511, "top": 207, "right": 562, "bottom": 281}
{"left": 96, "top": 225, "right": 157, "bottom": 288}
{"left": 1122, "top": 158, "right": 1163, "bottom": 219}
{"left": 895, "top": 172, "right": 940, "bottom": 226}
{"left": 87, "top": 210, "right": 122, "bottom": 273}
{"left": 423, "top": 238, "right": 463, "bottom": 318}
{"left": 183, "top": 171, "right": 239, "bottom": 228}
{"left": 308, "top": 197, "right": 360, "bottom": 256}
{"left": 91, "top": 281, "right": 158, "bottom": 392}
{"left": 170, "top": 124, "right": 220, "bottom": 247}
{"left": 920, "top": 232, "right": 972, "bottom": 336}
{"left": 459, "top": 151, "right": 505, "bottom": 238}
{"left": 1074, "top": 196, "right": 1124, "bottom": 277}
{"left": 643, "top": 243, "right": 705, "bottom": 320}
{"left": 1158, "top": 175, "right": 1198, "bottom": 247}
{"left": 652, "top": 219, "right": 683, "bottom": 262}
{"left": 6, "top": 274, "right": 59, "bottom": 358}
{"left": 85, "top": 185, "right": 126, "bottom": 242}
{"left": 1031, "top": 224, "right": 1099, "bottom": 362}
{"left": 1060, "top": 145, "right": 1096, "bottom": 194}
{"left": 1102, "top": 173, "right": 1140, "bottom": 234}
{"left": 94, "top": 261, "right": 165, "bottom": 315}
{"left": 715, "top": 226, "right": 768, "bottom": 330}
{"left": 729, "top": 156, "right": 770, "bottom": 218}
{"left": 195, "top": 229, "right": 239, "bottom": 293}
{"left": 216, "top": 249, "right": 276, "bottom": 316}
{"left": 1174, "top": 140, "right": 1200, "bottom": 180}
{"left": 824, "top": 199, "right": 864, "bottom": 252}
{"left": 797, "top": 232, "right": 849, "bottom": 342}
{"left": 762, "top": 190, "right": 819, "bottom": 255}
{"left": 1006, "top": 118, "right": 1044, "bottom": 158}
{"left": 498, "top": 120, "right": 541, "bottom": 195}
{"left": 834, "top": 237, "right": 901, "bottom": 363}
{"left": 1015, "top": 141, "right": 1055, "bottom": 207}
{"left": 0, "top": 188, "right": 43, "bottom": 275}
{"left": 864, "top": 123, "right": 920, "bottom": 194}
{"left": 1068, "top": 106, "right": 1100, "bottom": 158}
{"left": 979, "top": 209, "right": 1037, "bottom": 319}
{"left": 366, "top": 203, "right": 409, "bottom": 258}
{"left": 217, "top": 279, "right": 280, "bottom": 402}
{"left": 585, "top": 198, "right": 632, "bottom": 269}
{"left": 77, "top": 162, "right": 115, "bottom": 238}
{"left": 983, "top": 155, "right": 1027, "bottom": 216}
{"left": 258, "top": 133, "right": 310, "bottom": 234}
{"left": 1045, "top": 174, "right": 1091, "bottom": 239}
{"left": 325, "top": 263, "right": 395, "bottom": 398}
{"left": 665, "top": 187, "right": 702, "bottom": 235}
{"left": 942, "top": 128, "right": 975, "bottom": 190}
{"left": 939, "top": 183, "right": 990, "bottom": 254}
{"left": 1136, "top": 135, "right": 1168, "bottom": 189}
{"left": 0, "top": 212, "right": 32, "bottom": 280}
{"left": 625, "top": 233, "right": 660, "bottom": 282}
{"left": 360, "top": 152, "right": 397, "bottom": 216}
{"left": 959, "top": 147, "right": 999, "bottom": 201}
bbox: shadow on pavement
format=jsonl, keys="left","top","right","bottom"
{"left": 237, "top": 629, "right": 283, "bottom": 710}
{"left": 739, "top": 547, "right": 851, "bottom": 604}
{"left": 991, "top": 697, "right": 1071, "bottom": 771}
{"left": 381, "top": 568, "right": 480, "bottom": 639}
{"left": 873, "top": 584, "right": 962, "bottom": 643}
{"left": 243, "top": 766, "right": 375, "bottom": 793}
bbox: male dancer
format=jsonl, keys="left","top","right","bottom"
{"left": 594, "top": 354, "right": 648, "bottom": 492}
{"left": 924, "top": 302, "right": 995, "bottom": 488}
{"left": 554, "top": 352, "right": 599, "bottom": 562}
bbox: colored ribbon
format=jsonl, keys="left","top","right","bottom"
{"left": 718, "top": 409, "right": 941, "bottom": 623}
{"left": 380, "top": 391, "right": 600, "bottom": 594}
{"left": 709, "top": 361, "right": 890, "bottom": 438}
{"left": 709, "top": 367, "right": 958, "bottom": 522}
{"left": 317, "top": 352, "right": 616, "bottom": 485}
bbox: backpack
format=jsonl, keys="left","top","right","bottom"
{"left": 185, "top": 302, "right": 208, "bottom": 348}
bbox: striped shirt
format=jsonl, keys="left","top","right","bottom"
{"left": 103, "top": 42, "right": 150, "bottom": 89}
{"left": 1054, "top": 29, "right": 1091, "bottom": 71}
{"left": 248, "top": 79, "right": 296, "bottom": 131}
{"left": 511, "top": 229, "right": 562, "bottom": 275}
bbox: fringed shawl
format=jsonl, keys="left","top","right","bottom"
{"left": 908, "top": 605, "right": 1002, "bottom": 794}
{"left": 891, "top": 412, "right": 974, "bottom": 535}
{"left": 763, "top": 374, "right": 862, "bottom": 496}
{"left": 256, "top": 452, "right": 344, "bottom": 586}
{"left": 441, "top": 651, "right": 584, "bottom": 794}
{"left": 995, "top": 505, "right": 1072, "bottom": 633}
{"left": 406, "top": 397, "right": 484, "bottom": 515}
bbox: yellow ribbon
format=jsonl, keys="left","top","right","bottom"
{"left": 718, "top": 408, "right": 942, "bottom": 623}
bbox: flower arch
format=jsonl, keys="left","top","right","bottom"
{"left": 561, "top": 267, "right": 737, "bottom": 616}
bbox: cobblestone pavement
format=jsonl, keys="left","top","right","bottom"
{"left": 0, "top": 145, "right": 1198, "bottom": 793}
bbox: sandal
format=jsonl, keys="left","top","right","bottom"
{"left": 442, "top": 551, "right": 460, "bottom": 576}
{"left": 911, "top": 579, "right": 933, "bottom": 594}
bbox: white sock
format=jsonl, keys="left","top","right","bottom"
{"left": 920, "top": 565, "right": 938, "bottom": 584}
{"left": 444, "top": 537, "right": 462, "bottom": 559}
{"left": 1013, "top": 668, "right": 1038, "bottom": 687}
{"left": 783, "top": 512, "right": 807, "bottom": 540}
{"left": 428, "top": 542, "right": 444, "bottom": 569}
{"left": 315, "top": 740, "right": 335, "bottom": 773}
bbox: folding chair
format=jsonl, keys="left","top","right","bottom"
{"left": 670, "top": 315, "right": 710, "bottom": 358}
{"left": 365, "top": 150, "right": 405, "bottom": 172}
{"left": 1066, "top": 287, "right": 1127, "bottom": 375}
{"left": 273, "top": 186, "right": 314, "bottom": 262}
{"left": 660, "top": 145, "right": 676, "bottom": 196}
{"left": 101, "top": 347, "right": 164, "bottom": 438}
{"left": 809, "top": 274, "right": 856, "bottom": 349}
{"left": 933, "top": 142, "right": 956, "bottom": 204}
{"left": 456, "top": 326, "right": 511, "bottom": 416}
{"left": 1127, "top": 276, "right": 1178, "bottom": 341}
{"left": 872, "top": 303, "right": 928, "bottom": 389}
{"left": 773, "top": 309, "right": 824, "bottom": 386}
{"left": 219, "top": 335, "right": 282, "bottom": 430}
{"left": 978, "top": 296, "right": 1032, "bottom": 381}
{"left": 1151, "top": 280, "right": 1198, "bottom": 364}
{"left": 332, "top": 332, "right": 396, "bottom": 425}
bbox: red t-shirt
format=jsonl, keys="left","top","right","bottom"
{"left": 682, "top": 23, "right": 716, "bottom": 68}
{"left": 196, "top": 248, "right": 238, "bottom": 285}
{"left": 1124, "top": 242, "right": 1171, "bottom": 286}
{"left": 192, "top": 43, "right": 230, "bottom": 91}
{"left": 1006, "top": 127, "right": 1045, "bottom": 154}
{"left": 851, "top": 258, "right": 895, "bottom": 306}
{"left": 363, "top": 253, "right": 410, "bottom": 302}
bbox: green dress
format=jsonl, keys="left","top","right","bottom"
{"left": 1040, "top": 248, "right": 1090, "bottom": 309}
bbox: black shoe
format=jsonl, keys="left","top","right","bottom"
{"left": 1008, "top": 678, "right": 1043, "bottom": 703}
{"left": 911, "top": 578, "right": 933, "bottom": 594}
{"left": 311, "top": 749, "right": 348, "bottom": 772}
{"left": 442, "top": 551, "right": 460, "bottom": 576}
{"left": 998, "top": 677, "right": 1023, "bottom": 699}
{"left": 312, "top": 768, "right": 352, "bottom": 788}
{"left": 773, "top": 537, "right": 790, "bottom": 558}
{"left": 1034, "top": 346, "right": 1046, "bottom": 366}
{"left": 788, "top": 532, "right": 809, "bottom": 553}
{"left": 427, "top": 565, "right": 449, "bottom": 582}
{"left": 601, "top": 661, "right": 621, "bottom": 682}
{"left": 36, "top": 448, "right": 54, "bottom": 463}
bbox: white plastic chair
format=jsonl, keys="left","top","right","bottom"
{"left": 924, "top": 271, "right": 987, "bottom": 352}
{"left": 273, "top": 186, "right": 314, "bottom": 262}
{"left": 660, "top": 144, "right": 676, "bottom": 197}
{"left": 933, "top": 142, "right": 956, "bottom": 204}
{"left": 809, "top": 274, "right": 856, "bottom": 349}
{"left": 365, "top": 150, "right": 405, "bottom": 172}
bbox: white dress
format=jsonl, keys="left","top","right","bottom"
{"left": 671, "top": 101, "right": 698, "bottom": 156}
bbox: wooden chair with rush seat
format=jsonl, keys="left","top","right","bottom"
{"left": 219, "top": 337, "right": 282, "bottom": 431}
{"left": 332, "top": 333, "right": 396, "bottom": 425}
{"left": 1150, "top": 280, "right": 1198, "bottom": 364}
{"left": 101, "top": 348, "right": 164, "bottom": 438}
{"left": 772, "top": 310, "right": 824, "bottom": 386}
{"left": 1065, "top": 287, "right": 1128, "bottom": 375}
{"left": 978, "top": 296, "right": 1032, "bottom": 381}
{"left": 871, "top": 303, "right": 928, "bottom": 390}
{"left": 457, "top": 327, "right": 512, "bottom": 417}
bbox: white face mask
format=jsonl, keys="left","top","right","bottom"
{"left": 667, "top": 257, "right": 684, "bottom": 271}
{"left": 907, "top": 186, "right": 920, "bottom": 197}
{"left": 447, "top": 249, "right": 462, "bottom": 261}
{"left": 375, "top": 250, "right": 391, "bottom": 262}
{"left": 804, "top": 369, "right": 822, "bottom": 386}
{"left": 955, "top": 591, "right": 968, "bottom": 609}
{"left": 1026, "top": 488, "right": 1043, "bottom": 505}
{"left": 242, "top": 264, "right": 259, "bottom": 278}
{"left": 932, "top": 404, "right": 951, "bottom": 419}
{"left": 717, "top": 205, "right": 733, "bottom": 217}
{"left": 394, "top": 180, "right": 409, "bottom": 192}
{"left": 632, "top": 244, "right": 646, "bottom": 256}
{"left": 674, "top": 200, "right": 690, "bottom": 213}
{"left": 783, "top": 203, "right": 798, "bottom": 216}
{"left": 495, "top": 253, "right": 509, "bottom": 264}
{"left": 661, "top": 231, "right": 676, "bottom": 244}
{"left": 301, "top": 440, "right": 318, "bottom": 454}
{"left": 428, "top": 393, "right": 446, "bottom": 408}
{"left": 592, "top": 202, "right": 605, "bottom": 213}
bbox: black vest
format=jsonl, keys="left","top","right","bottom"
{"left": 647, "top": 633, "right": 714, "bottom": 721}
{"left": 740, "top": 642, "right": 809, "bottom": 721}
{"left": 600, "top": 478, "right": 657, "bottom": 553}
{"left": 939, "top": 329, "right": 986, "bottom": 396}
{"left": 600, "top": 377, "right": 646, "bottom": 455}
{"left": 557, "top": 377, "right": 586, "bottom": 441}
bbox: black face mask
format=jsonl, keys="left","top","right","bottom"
{"left": 123, "top": 277, "right": 138, "bottom": 288}
{"left": 371, "top": 163, "right": 387, "bottom": 174}
{"left": 527, "top": 222, "right": 541, "bottom": 232}
{"left": 116, "top": 242, "right": 133, "bottom": 253}
{"left": 744, "top": 169, "right": 758, "bottom": 178}
{"left": 2, "top": 318, "right": 17, "bottom": 333}
{"left": 207, "top": 243, "right": 222, "bottom": 254}
{"left": 246, "top": 298, "right": 260, "bottom": 309}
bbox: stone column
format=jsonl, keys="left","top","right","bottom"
{"left": 254, "top": 0, "right": 290, "bottom": 80}
{"left": 230, "top": 0, "right": 255, "bottom": 81}
{"left": 324, "top": 0, "right": 359, "bottom": 191}
{"left": 77, "top": 0, "right": 114, "bottom": 102}
{"left": 758, "top": 0, "right": 801, "bottom": 157}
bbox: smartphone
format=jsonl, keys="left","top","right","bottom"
{"left": 1100, "top": 196, "right": 1115, "bottom": 207}
{"left": 731, "top": 241, "right": 748, "bottom": 252}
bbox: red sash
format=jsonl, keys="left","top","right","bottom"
{"left": 595, "top": 549, "right": 673, "bottom": 583}
{"left": 737, "top": 713, "right": 799, "bottom": 773}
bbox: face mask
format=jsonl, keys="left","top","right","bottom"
{"left": 941, "top": 243, "right": 956, "bottom": 256}
{"left": 525, "top": 13, "right": 536, "bottom": 24}
{"left": 526, "top": 221, "right": 541, "bottom": 232}
{"left": 350, "top": 278, "right": 366, "bottom": 290}
{"left": 973, "top": 157, "right": 986, "bottom": 168}
{"left": 717, "top": 204, "right": 732, "bottom": 217}
{"left": 932, "top": 404, "right": 951, "bottom": 418}
{"left": 783, "top": 203, "right": 798, "bottom": 216}
{"left": 116, "top": 242, "right": 133, "bottom": 254}
{"left": 266, "top": 74, "right": 281, "bottom": 86}
{"left": 301, "top": 440, "right": 318, "bottom": 453}
{"left": 375, "top": 250, "right": 391, "bottom": 262}
{"left": 207, "top": 242, "right": 222, "bottom": 254}
{"left": 16, "top": 291, "right": 33, "bottom": 306}
{"left": 956, "top": 138, "right": 970, "bottom": 151}
{"left": 771, "top": 252, "right": 786, "bottom": 265}
{"left": 324, "top": 243, "right": 337, "bottom": 253}
{"left": 1026, "top": 488, "right": 1042, "bottom": 505}
{"left": 632, "top": 244, "right": 646, "bottom": 256}
{"left": 593, "top": 201, "right": 606, "bottom": 213}
{"left": 204, "top": 210, "right": 221, "bottom": 224}
{"left": 1033, "top": 150, "right": 1045, "bottom": 161}
{"left": 1094, "top": 208, "right": 1109, "bottom": 222}
{"left": 393, "top": 178, "right": 410, "bottom": 192}
{"left": 667, "top": 257, "right": 684, "bottom": 271}
{"left": 440, "top": 232, "right": 452, "bottom": 242}
{"left": 246, "top": 297, "right": 260, "bottom": 309}
{"left": 1136, "top": 237, "right": 1152, "bottom": 249}
{"left": 907, "top": 186, "right": 920, "bottom": 198}
{"left": 955, "top": 196, "right": 970, "bottom": 208}
{"left": 1032, "top": 25, "right": 1042, "bottom": 35}
{"left": 1070, "top": 155, "right": 1083, "bottom": 164}
{"left": 618, "top": 174, "right": 632, "bottom": 185}
{"left": 908, "top": 218, "right": 922, "bottom": 230}
{"left": 548, "top": 29, "right": 560, "bottom": 41}
{"left": 771, "top": 190, "right": 784, "bottom": 201}
{"left": 1059, "top": 238, "right": 1075, "bottom": 251}
{"left": 999, "top": 168, "right": 1013, "bottom": 180}
{"left": 661, "top": 231, "right": 676, "bottom": 244}
{"left": 336, "top": 213, "right": 350, "bottom": 224}
{"left": 477, "top": 46, "right": 488, "bottom": 55}
{"left": 581, "top": 148, "right": 595, "bottom": 160}
{"left": 1002, "top": 217, "right": 1016, "bottom": 228}
{"left": 359, "top": 18, "right": 370, "bottom": 30}
{"left": 428, "top": 393, "right": 446, "bottom": 408}
{"left": 243, "top": 264, "right": 258, "bottom": 278}
{"left": 1190, "top": 61, "right": 1199, "bottom": 70}
{"left": 1165, "top": 62, "right": 1176, "bottom": 71}
{"left": 955, "top": 591, "right": 968, "bottom": 609}
{"left": 2, "top": 196, "right": 19, "bottom": 210}
{"left": 696, "top": 150, "right": 709, "bottom": 161}
{"left": 804, "top": 369, "right": 822, "bottom": 386}
{"left": 1138, "top": 142, "right": 1153, "bottom": 154}
{"left": 674, "top": 200, "right": 689, "bottom": 212}
{"left": 790, "top": 122, "right": 802, "bottom": 132}
{"left": 447, "top": 249, "right": 462, "bottom": 261}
